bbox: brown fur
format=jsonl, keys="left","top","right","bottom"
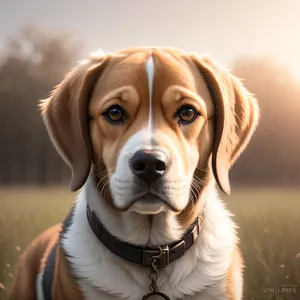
{"left": 10, "top": 47, "right": 259, "bottom": 299}
{"left": 51, "top": 246, "right": 83, "bottom": 300}
{"left": 226, "top": 246, "right": 245, "bottom": 300}
{"left": 8, "top": 224, "right": 83, "bottom": 300}
{"left": 191, "top": 54, "right": 259, "bottom": 194}
{"left": 41, "top": 47, "right": 258, "bottom": 205}
{"left": 8, "top": 225, "right": 60, "bottom": 300}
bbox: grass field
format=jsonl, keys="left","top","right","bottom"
{"left": 1, "top": 187, "right": 300, "bottom": 300}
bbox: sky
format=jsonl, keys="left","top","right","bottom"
{"left": 0, "top": 0, "right": 299, "bottom": 78}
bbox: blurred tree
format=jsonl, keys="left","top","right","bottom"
{"left": 230, "top": 56, "right": 300, "bottom": 187}
{"left": 0, "top": 25, "right": 81, "bottom": 186}
{"left": 0, "top": 28, "right": 299, "bottom": 187}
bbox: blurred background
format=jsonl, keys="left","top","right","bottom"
{"left": 0, "top": 0, "right": 299, "bottom": 299}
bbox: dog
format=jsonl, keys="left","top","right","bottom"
{"left": 8, "top": 47, "right": 259, "bottom": 300}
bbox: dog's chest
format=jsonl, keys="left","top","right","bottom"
{"left": 62, "top": 185, "right": 237, "bottom": 300}
{"left": 77, "top": 272, "right": 227, "bottom": 300}
{"left": 70, "top": 236, "right": 229, "bottom": 300}
{"left": 64, "top": 229, "right": 230, "bottom": 300}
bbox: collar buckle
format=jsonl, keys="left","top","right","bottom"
{"left": 142, "top": 245, "right": 169, "bottom": 268}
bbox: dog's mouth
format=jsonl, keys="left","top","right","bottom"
{"left": 126, "top": 192, "right": 180, "bottom": 214}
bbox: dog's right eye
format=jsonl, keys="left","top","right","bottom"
{"left": 176, "top": 105, "right": 200, "bottom": 124}
{"left": 103, "top": 105, "right": 125, "bottom": 123}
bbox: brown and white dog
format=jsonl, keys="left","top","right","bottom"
{"left": 9, "top": 47, "right": 259, "bottom": 300}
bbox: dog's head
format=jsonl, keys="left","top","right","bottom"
{"left": 41, "top": 47, "right": 259, "bottom": 219}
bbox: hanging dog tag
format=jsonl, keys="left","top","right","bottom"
{"left": 141, "top": 290, "right": 171, "bottom": 300}
{"left": 142, "top": 247, "right": 171, "bottom": 300}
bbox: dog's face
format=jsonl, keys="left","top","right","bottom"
{"left": 41, "top": 47, "right": 259, "bottom": 220}
{"left": 88, "top": 50, "right": 215, "bottom": 215}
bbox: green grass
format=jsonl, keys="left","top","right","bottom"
{"left": 1, "top": 187, "right": 300, "bottom": 300}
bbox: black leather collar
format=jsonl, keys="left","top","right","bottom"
{"left": 86, "top": 205, "right": 202, "bottom": 268}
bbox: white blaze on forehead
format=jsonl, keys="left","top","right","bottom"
{"left": 145, "top": 55, "right": 154, "bottom": 133}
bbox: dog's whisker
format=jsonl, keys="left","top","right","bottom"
{"left": 93, "top": 159, "right": 106, "bottom": 167}
{"left": 195, "top": 166, "right": 209, "bottom": 174}
{"left": 189, "top": 182, "right": 198, "bottom": 207}
{"left": 93, "top": 150, "right": 121, "bottom": 167}
{"left": 97, "top": 173, "right": 110, "bottom": 190}
{"left": 95, "top": 170, "right": 108, "bottom": 178}
{"left": 189, "top": 177, "right": 204, "bottom": 206}
{"left": 94, "top": 165, "right": 114, "bottom": 174}
{"left": 103, "top": 181, "right": 112, "bottom": 200}
{"left": 95, "top": 168, "right": 113, "bottom": 178}
{"left": 99, "top": 179, "right": 110, "bottom": 198}
{"left": 193, "top": 175, "right": 206, "bottom": 187}
{"left": 193, "top": 179, "right": 202, "bottom": 190}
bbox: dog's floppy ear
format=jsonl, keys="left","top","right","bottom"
{"left": 191, "top": 54, "right": 259, "bottom": 195}
{"left": 40, "top": 52, "right": 109, "bottom": 192}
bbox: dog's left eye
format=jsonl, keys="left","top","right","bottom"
{"left": 177, "top": 106, "right": 199, "bottom": 124}
{"left": 103, "top": 105, "right": 125, "bottom": 123}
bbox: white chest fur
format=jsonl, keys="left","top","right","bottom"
{"left": 62, "top": 178, "right": 240, "bottom": 300}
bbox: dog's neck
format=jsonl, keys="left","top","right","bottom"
{"left": 82, "top": 174, "right": 207, "bottom": 247}
{"left": 62, "top": 174, "right": 237, "bottom": 299}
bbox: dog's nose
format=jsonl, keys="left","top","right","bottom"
{"left": 131, "top": 150, "right": 169, "bottom": 184}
